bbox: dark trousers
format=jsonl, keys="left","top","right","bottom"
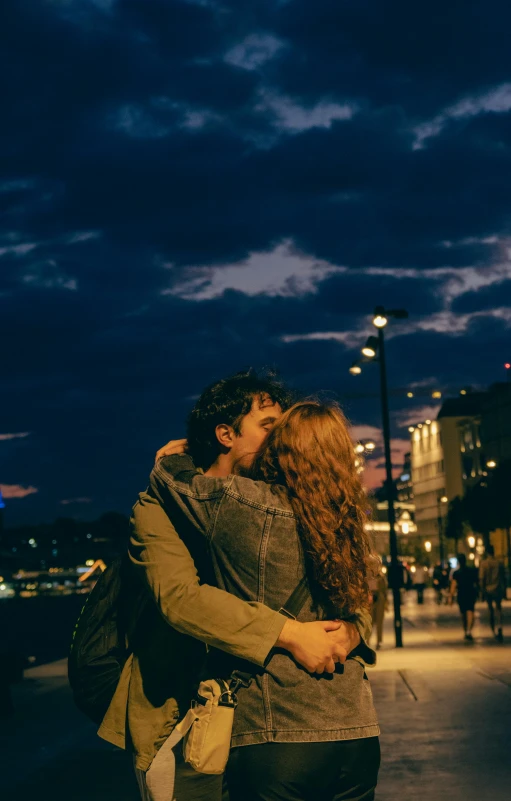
{"left": 226, "top": 737, "right": 380, "bottom": 801}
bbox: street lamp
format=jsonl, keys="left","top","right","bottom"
{"left": 486, "top": 460, "right": 497, "bottom": 469}
{"left": 425, "top": 541, "right": 432, "bottom": 553}
{"left": 437, "top": 494, "right": 448, "bottom": 565}
{"left": 355, "top": 440, "right": 376, "bottom": 454}
{"left": 361, "top": 336, "right": 379, "bottom": 359}
{"left": 350, "top": 306, "right": 408, "bottom": 648}
{"left": 373, "top": 312, "right": 388, "bottom": 328}
{"left": 349, "top": 363, "right": 362, "bottom": 375}
{"left": 467, "top": 535, "right": 476, "bottom": 549}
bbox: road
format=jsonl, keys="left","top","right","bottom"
{"left": 1, "top": 589, "right": 510, "bottom": 800}
{"left": 372, "top": 589, "right": 511, "bottom": 801}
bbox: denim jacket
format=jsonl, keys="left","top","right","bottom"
{"left": 150, "top": 456, "right": 379, "bottom": 746}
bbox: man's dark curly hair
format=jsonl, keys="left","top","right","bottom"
{"left": 187, "top": 369, "right": 294, "bottom": 470}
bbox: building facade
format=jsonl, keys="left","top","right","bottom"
{"left": 409, "top": 394, "right": 486, "bottom": 558}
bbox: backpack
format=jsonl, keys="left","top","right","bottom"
{"left": 68, "top": 554, "right": 137, "bottom": 724}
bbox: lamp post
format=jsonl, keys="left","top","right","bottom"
{"left": 350, "top": 306, "right": 408, "bottom": 648}
{"left": 437, "top": 495, "right": 448, "bottom": 565}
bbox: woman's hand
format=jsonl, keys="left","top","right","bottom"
{"left": 156, "top": 438, "right": 188, "bottom": 461}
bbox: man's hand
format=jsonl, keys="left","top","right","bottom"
{"left": 156, "top": 439, "right": 188, "bottom": 462}
{"left": 326, "top": 620, "right": 361, "bottom": 662}
{"left": 277, "top": 619, "right": 360, "bottom": 675}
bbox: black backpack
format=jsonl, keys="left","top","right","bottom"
{"left": 68, "top": 555, "right": 139, "bottom": 724}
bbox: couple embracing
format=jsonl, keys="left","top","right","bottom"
{"left": 98, "top": 370, "right": 380, "bottom": 801}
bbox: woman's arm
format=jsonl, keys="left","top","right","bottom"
{"left": 149, "top": 454, "right": 231, "bottom": 538}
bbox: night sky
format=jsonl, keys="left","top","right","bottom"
{"left": 2, "top": 0, "right": 511, "bottom": 526}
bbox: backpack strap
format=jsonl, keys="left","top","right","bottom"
{"left": 278, "top": 575, "right": 309, "bottom": 620}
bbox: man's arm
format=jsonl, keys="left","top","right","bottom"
{"left": 130, "top": 491, "right": 354, "bottom": 673}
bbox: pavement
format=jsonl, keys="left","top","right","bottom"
{"left": 1, "top": 589, "right": 510, "bottom": 800}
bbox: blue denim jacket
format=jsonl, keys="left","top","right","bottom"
{"left": 150, "top": 455, "right": 379, "bottom": 747}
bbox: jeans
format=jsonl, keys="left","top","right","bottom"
{"left": 135, "top": 729, "right": 223, "bottom": 801}
{"left": 226, "top": 737, "right": 381, "bottom": 801}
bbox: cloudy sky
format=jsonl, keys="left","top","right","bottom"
{"left": 2, "top": 0, "right": 511, "bottom": 525}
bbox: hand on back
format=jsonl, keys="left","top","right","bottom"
{"left": 156, "top": 439, "right": 188, "bottom": 461}
{"left": 277, "top": 619, "right": 361, "bottom": 675}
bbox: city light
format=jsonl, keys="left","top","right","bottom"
{"left": 355, "top": 443, "right": 365, "bottom": 454}
{"left": 486, "top": 460, "right": 497, "bottom": 469}
{"left": 425, "top": 541, "right": 432, "bottom": 552}
{"left": 440, "top": 496, "right": 448, "bottom": 503}
{"left": 361, "top": 336, "right": 378, "bottom": 359}
{"left": 425, "top": 419, "right": 431, "bottom": 425}
{"left": 364, "top": 441, "right": 376, "bottom": 451}
{"left": 460, "top": 389, "right": 467, "bottom": 395}
{"left": 349, "top": 363, "right": 362, "bottom": 375}
{"left": 408, "top": 426, "right": 415, "bottom": 432}
{"left": 467, "top": 535, "right": 476, "bottom": 548}
{"left": 432, "top": 391, "right": 442, "bottom": 399}
{"left": 373, "top": 313, "right": 388, "bottom": 328}
{"left": 407, "top": 391, "right": 414, "bottom": 398}
{"left": 469, "top": 553, "right": 475, "bottom": 560}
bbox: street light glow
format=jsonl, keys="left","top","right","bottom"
{"left": 432, "top": 391, "right": 442, "bottom": 399}
{"left": 349, "top": 363, "right": 362, "bottom": 375}
{"left": 362, "top": 336, "right": 378, "bottom": 358}
{"left": 355, "top": 443, "right": 365, "bottom": 454}
{"left": 467, "top": 535, "right": 476, "bottom": 548}
{"left": 408, "top": 426, "right": 415, "bottom": 432}
{"left": 486, "top": 460, "right": 497, "bottom": 468}
{"left": 425, "top": 541, "right": 432, "bottom": 552}
{"left": 440, "top": 496, "right": 448, "bottom": 503}
{"left": 373, "top": 314, "right": 388, "bottom": 328}
{"left": 407, "top": 391, "right": 414, "bottom": 398}
{"left": 364, "top": 441, "right": 376, "bottom": 451}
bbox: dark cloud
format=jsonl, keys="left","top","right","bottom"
{"left": 1, "top": 0, "right": 511, "bottom": 523}
{"left": 270, "top": 0, "right": 511, "bottom": 116}
{"left": 452, "top": 279, "right": 511, "bottom": 314}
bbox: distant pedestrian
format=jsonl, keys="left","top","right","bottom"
{"left": 449, "top": 554, "right": 479, "bottom": 640}
{"left": 412, "top": 565, "right": 428, "bottom": 605}
{"left": 433, "top": 563, "right": 449, "bottom": 605}
{"left": 369, "top": 568, "right": 388, "bottom": 650}
{"left": 479, "top": 545, "right": 506, "bottom": 642}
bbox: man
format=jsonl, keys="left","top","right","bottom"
{"left": 412, "top": 564, "right": 428, "bottom": 605}
{"left": 98, "top": 370, "right": 374, "bottom": 800}
{"left": 479, "top": 544, "right": 506, "bottom": 642}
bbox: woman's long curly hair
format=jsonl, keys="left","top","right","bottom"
{"left": 250, "top": 400, "right": 374, "bottom": 615}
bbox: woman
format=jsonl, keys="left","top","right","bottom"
{"left": 449, "top": 553, "right": 479, "bottom": 640}
{"left": 150, "top": 401, "right": 380, "bottom": 801}
{"left": 369, "top": 565, "right": 388, "bottom": 650}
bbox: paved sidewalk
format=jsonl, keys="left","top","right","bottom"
{"left": 370, "top": 594, "right": 511, "bottom": 801}
{"left": 2, "top": 594, "right": 510, "bottom": 800}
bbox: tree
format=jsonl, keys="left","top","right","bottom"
{"left": 462, "top": 480, "right": 491, "bottom": 547}
{"left": 486, "top": 459, "right": 511, "bottom": 583}
{"left": 445, "top": 496, "right": 464, "bottom": 553}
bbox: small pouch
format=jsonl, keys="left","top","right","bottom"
{"left": 175, "top": 678, "right": 239, "bottom": 775}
